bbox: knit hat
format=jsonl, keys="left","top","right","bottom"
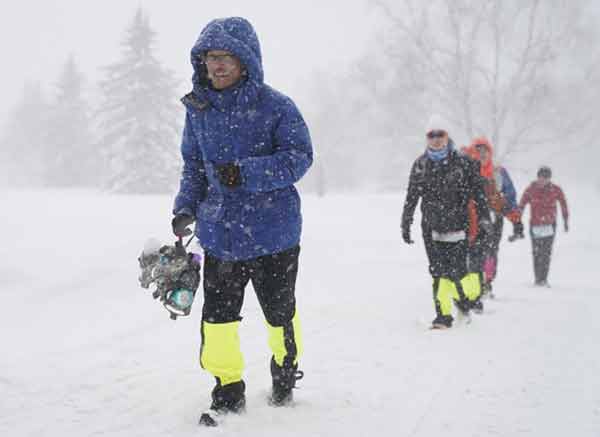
{"left": 424, "top": 113, "right": 449, "bottom": 134}
{"left": 537, "top": 166, "right": 552, "bottom": 179}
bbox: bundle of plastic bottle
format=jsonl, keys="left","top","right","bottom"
{"left": 138, "top": 238, "right": 202, "bottom": 319}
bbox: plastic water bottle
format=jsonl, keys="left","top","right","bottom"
{"left": 169, "top": 288, "right": 194, "bottom": 309}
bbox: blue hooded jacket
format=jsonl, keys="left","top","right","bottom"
{"left": 173, "top": 17, "right": 313, "bottom": 261}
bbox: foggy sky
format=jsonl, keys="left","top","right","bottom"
{"left": 0, "top": 0, "right": 374, "bottom": 125}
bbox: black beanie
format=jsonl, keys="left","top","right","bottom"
{"left": 537, "top": 166, "right": 552, "bottom": 179}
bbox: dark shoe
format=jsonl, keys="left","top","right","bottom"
{"left": 431, "top": 314, "right": 453, "bottom": 329}
{"left": 210, "top": 380, "right": 246, "bottom": 413}
{"left": 470, "top": 297, "right": 484, "bottom": 314}
{"left": 269, "top": 357, "right": 304, "bottom": 406}
{"left": 454, "top": 298, "right": 471, "bottom": 316}
{"left": 198, "top": 380, "right": 246, "bottom": 427}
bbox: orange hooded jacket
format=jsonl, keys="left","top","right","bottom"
{"left": 463, "top": 137, "right": 521, "bottom": 244}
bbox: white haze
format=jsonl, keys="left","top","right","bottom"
{"left": 0, "top": 0, "right": 373, "bottom": 124}
{"left": 1, "top": 1, "right": 599, "bottom": 192}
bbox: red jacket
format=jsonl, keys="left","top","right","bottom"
{"left": 519, "top": 181, "right": 568, "bottom": 226}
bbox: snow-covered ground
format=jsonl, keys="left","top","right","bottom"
{"left": 1, "top": 188, "right": 598, "bottom": 436}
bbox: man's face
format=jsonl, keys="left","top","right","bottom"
{"left": 537, "top": 176, "right": 551, "bottom": 185}
{"left": 204, "top": 50, "right": 244, "bottom": 90}
{"left": 427, "top": 130, "right": 448, "bottom": 150}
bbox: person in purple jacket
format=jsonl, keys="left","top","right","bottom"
{"left": 171, "top": 17, "right": 313, "bottom": 421}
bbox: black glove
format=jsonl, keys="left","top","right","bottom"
{"left": 402, "top": 226, "right": 414, "bottom": 244}
{"left": 564, "top": 221, "right": 569, "bottom": 233}
{"left": 215, "top": 163, "right": 242, "bottom": 188}
{"left": 509, "top": 221, "right": 525, "bottom": 242}
{"left": 171, "top": 213, "right": 195, "bottom": 237}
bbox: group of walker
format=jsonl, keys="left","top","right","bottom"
{"left": 401, "top": 121, "right": 569, "bottom": 329}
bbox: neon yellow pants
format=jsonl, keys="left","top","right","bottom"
{"left": 266, "top": 311, "right": 303, "bottom": 367}
{"left": 200, "top": 312, "right": 303, "bottom": 384}
{"left": 434, "top": 273, "right": 481, "bottom": 316}
{"left": 200, "top": 320, "right": 244, "bottom": 386}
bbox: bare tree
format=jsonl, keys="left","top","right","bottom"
{"left": 371, "top": 0, "right": 584, "bottom": 161}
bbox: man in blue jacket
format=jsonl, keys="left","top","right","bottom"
{"left": 172, "top": 17, "right": 313, "bottom": 418}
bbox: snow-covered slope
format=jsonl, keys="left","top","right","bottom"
{"left": 1, "top": 189, "right": 598, "bottom": 436}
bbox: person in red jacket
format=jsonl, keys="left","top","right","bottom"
{"left": 519, "top": 166, "right": 569, "bottom": 286}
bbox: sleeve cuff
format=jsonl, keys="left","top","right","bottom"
{"left": 174, "top": 207, "right": 194, "bottom": 217}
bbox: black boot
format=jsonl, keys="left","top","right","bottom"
{"left": 470, "top": 296, "right": 484, "bottom": 314}
{"left": 454, "top": 298, "right": 471, "bottom": 316}
{"left": 431, "top": 314, "right": 453, "bottom": 329}
{"left": 199, "top": 380, "right": 246, "bottom": 426}
{"left": 211, "top": 380, "right": 246, "bottom": 413}
{"left": 269, "top": 357, "right": 304, "bottom": 406}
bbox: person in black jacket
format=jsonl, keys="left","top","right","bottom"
{"left": 401, "top": 124, "right": 490, "bottom": 328}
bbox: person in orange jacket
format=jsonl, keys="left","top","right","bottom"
{"left": 462, "top": 137, "right": 524, "bottom": 298}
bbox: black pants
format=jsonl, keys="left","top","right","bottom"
{"left": 467, "top": 235, "right": 486, "bottom": 274}
{"left": 202, "top": 245, "right": 300, "bottom": 325}
{"left": 422, "top": 225, "right": 468, "bottom": 280}
{"left": 488, "top": 213, "right": 504, "bottom": 253}
{"left": 468, "top": 214, "right": 504, "bottom": 282}
{"left": 531, "top": 233, "right": 555, "bottom": 283}
{"left": 199, "top": 245, "right": 302, "bottom": 386}
{"left": 487, "top": 214, "right": 504, "bottom": 280}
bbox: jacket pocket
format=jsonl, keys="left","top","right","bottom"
{"left": 241, "top": 189, "right": 300, "bottom": 231}
{"left": 197, "top": 201, "right": 224, "bottom": 223}
{"left": 197, "top": 186, "right": 226, "bottom": 223}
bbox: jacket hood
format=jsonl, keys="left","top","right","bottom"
{"left": 469, "top": 136, "right": 493, "bottom": 155}
{"left": 190, "top": 17, "right": 264, "bottom": 93}
{"left": 465, "top": 136, "right": 494, "bottom": 178}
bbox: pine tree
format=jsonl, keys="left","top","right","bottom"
{"left": 97, "top": 8, "right": 181, "bottom": 194}
{"left": 0, "top": 82, "right": 49, "bottom": 187}
{"left": 45, "top": 55, "right": 96, "bottom": 187}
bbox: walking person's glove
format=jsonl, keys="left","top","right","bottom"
{"left": 215, "top": 163, "right": 242, "bottom": 188}
{"left": 172, "top": 213, "right": 195, "bottom": 237}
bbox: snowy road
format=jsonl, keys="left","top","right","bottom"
{"left": 1, "top": 189, "right": 598, "bottom": 436}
